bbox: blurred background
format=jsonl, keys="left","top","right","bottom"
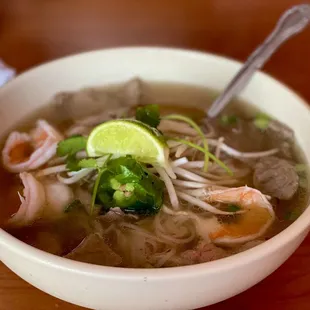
{"left": 1, "top": 0, "right": 310, "bottom": 99}
{"left": 1, "top": 1, "right": 310, "bottom": 310}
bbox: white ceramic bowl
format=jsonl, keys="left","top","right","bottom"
{"left": 0, "top": 47, "right": 309, "bottom": 310}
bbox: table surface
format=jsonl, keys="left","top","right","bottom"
{"left": 1, "top": 1, "right": 310, "bottom": 309}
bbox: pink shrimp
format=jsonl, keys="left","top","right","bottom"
{"left": 205, "top": 186, "right": 275, "bottom": 245}
{"left": 2, "top": 120, "right": 63, "bottom": 172}
{"left": 9, "top": 172, "right": 46, "bottom": 226}
{"left": 9, "top": 173, "right": 74, "bottom": 226}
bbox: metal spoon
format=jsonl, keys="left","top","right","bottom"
{"left": 207, "top": 4, "right": 310, "bottom": 118}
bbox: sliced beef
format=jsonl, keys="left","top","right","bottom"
{"left": 253, "top": 156, "right": 299, "bottom": 200}
{"left": 266, "top": 120, "right": 295, "bottom": 159}
{"left": 65, "top": 233, "right": 122, "bottom": 267}
{"left": 52, "top": 78, "right": 142, "bottom": 121}
{"left": 267, "top": 119, "right": 294, "bottom": 144}
{"left": 180, "top": 241, "right": 228, "bottom": 265}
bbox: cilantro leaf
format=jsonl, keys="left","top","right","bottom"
{"left": 78, "top": 158, "right": 98, "bottom": 169}
{"left": 56, "top": 136, "right": 87, "bottom": 157}
{"left": 95, "top": 156, "right": 164, "bottom": 215}
{"left": 136, "top": 104, "right": 160, "bottom": 128}
{"left": 66, "top": 155, "right": 81, "bottom": 171}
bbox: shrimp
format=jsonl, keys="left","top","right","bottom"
{"left": 2, "top": 120, "right": 63, "bottom": 172}
{"left": 204, "top": 186, "right": 275, "bottom": 245}
{"left": 9, "top": 173, "right": 75, "bottom": 226}
{"left": 9, "top": 172, "right": 46, "bottom": 226}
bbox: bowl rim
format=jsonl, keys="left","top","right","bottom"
{"left": 0, "top": 46, "right": 309, "bottom": 279}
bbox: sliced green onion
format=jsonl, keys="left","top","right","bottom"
{"left": 163, "top": 114, "right": 209, "bottom": 171}
{"left": 168, "top": 137, "right": 233, "bottom": 176}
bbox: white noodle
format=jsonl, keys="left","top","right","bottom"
{"left": 162, "top": 205, "right": 190, "bottom": 216}
{"left": 215, "top": 137, "right": 224, "bottom": 158}
{"left": 171, "top": 157, "right": 188, "bottom": 167}
{"left": 167, "top": 140, "right": 182, "bottom": 148}
{"left": 181, "top": 161, "right": 204, "bottom": 169}
{"left": 173, "top": 166, "right": 209, "bottom": 183}
{"left": 57, "top": 168, "right": 94, "bottom": 184}
{"left": 36, "top": 164, "right": 67, "bottom": 177}
{"left": 155, "top": 167, "right": 179, "bottom": 209}
{"left": 48, "top": 156, "right": 66, "bottom": 166}
{"left": 177, "top": 188, "right": 208, "bottom": 196}
{"left": 175, "top": 144, "right": 189, "bottom": 158}
{"left": 163, "top": 162, "right": 177, "bottom": 179}
{"left": 154, "top": 248, "right": 177, "bottom": 268}
{"left": 208, "top": 139, "right": 278, "bottom": 159}
{"left": 203, "top": 121, "right": 216, "bottom": 138}
{"left": 172, "top": 179, "right": 207, "bottom": 188}
{"left": 176, "top": 191, "right": 243, "bottom": 215}
{"left": 158, "top": 120, "right": 198, "bottom": 136}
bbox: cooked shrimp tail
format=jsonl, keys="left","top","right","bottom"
{"left": 2, "top": 120, "right": 63, "bottom": 172}
{"left": 205, "top": 186, "right": 275, "bottom": 245}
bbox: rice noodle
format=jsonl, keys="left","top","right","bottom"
{"left": 163, "top": 162, "right": 177, "bottom": 179}
{"left": 154, "top": 248, "right": 177, "bottom": 268}
{"left": 203, "top": 121, "right": 216, "bottom": 138}
{"left": 208, "top": 139, "right": 278, "bottom": 159}
{"left": 172, "top": 179, "right": 207, "bottom": 188}
{"left": 158, "top": 119, "right": 198, "bottom": 136}
{"left": 173, "top": 166, "right": 210, "bottom": 183}
{"left": 181, "top": 161, "right": 204, "bottom": 169}
{"left": 175, "top": 144, "right": 189, "bottom": 158}
{"left": 57, "top": 168, "right": 94, "bottom": 184}
{"left": 215, "top": 137, "right": 224, "bottom": 158}
{"left": 177, "top": 188, "right": 208, "bottom": 197}
{"left": 171, "top": 157, "right": 188, "bottom": 167}
{"left": 176, "top": 191, "right": 242, "bottom": 215}
{"left": 155, "top": 167, "right": 179, "bottom": 209}
{"left": 167, "top": 140, "right": 182, "bottom": 148}
{"left": 47, "top": 156, "right": 66, "bottom": 166}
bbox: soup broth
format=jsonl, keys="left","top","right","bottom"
{"left": 0, "top": 79, "right": 308, "bottom": 268}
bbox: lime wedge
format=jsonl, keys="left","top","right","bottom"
{"left": 87, "top": 119, "right": 169, "bottom": 166}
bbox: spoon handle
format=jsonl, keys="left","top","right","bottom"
{"left": 207, "top": 4, "right": 310, "bottom": 118}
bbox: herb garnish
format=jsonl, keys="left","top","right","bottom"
{"left": 56, "top": 135, "right": 87, "bottom": 157}
{"left": 93, "top": 156, "right": 164, "bottom": 215}
{"left": 56, "top": 135, "right": 87, "bottom": 171}
{"left": 253, "top": 113, "right": 271, "bottom": 130}
{"left": 136, "top": 104, "right": 161, "bottom": 128}
{"left": 220, "top": 115, "right": 238, "bottom": 126}
{"left": 163, "top": 114, "right": 209, "bottom": 171}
